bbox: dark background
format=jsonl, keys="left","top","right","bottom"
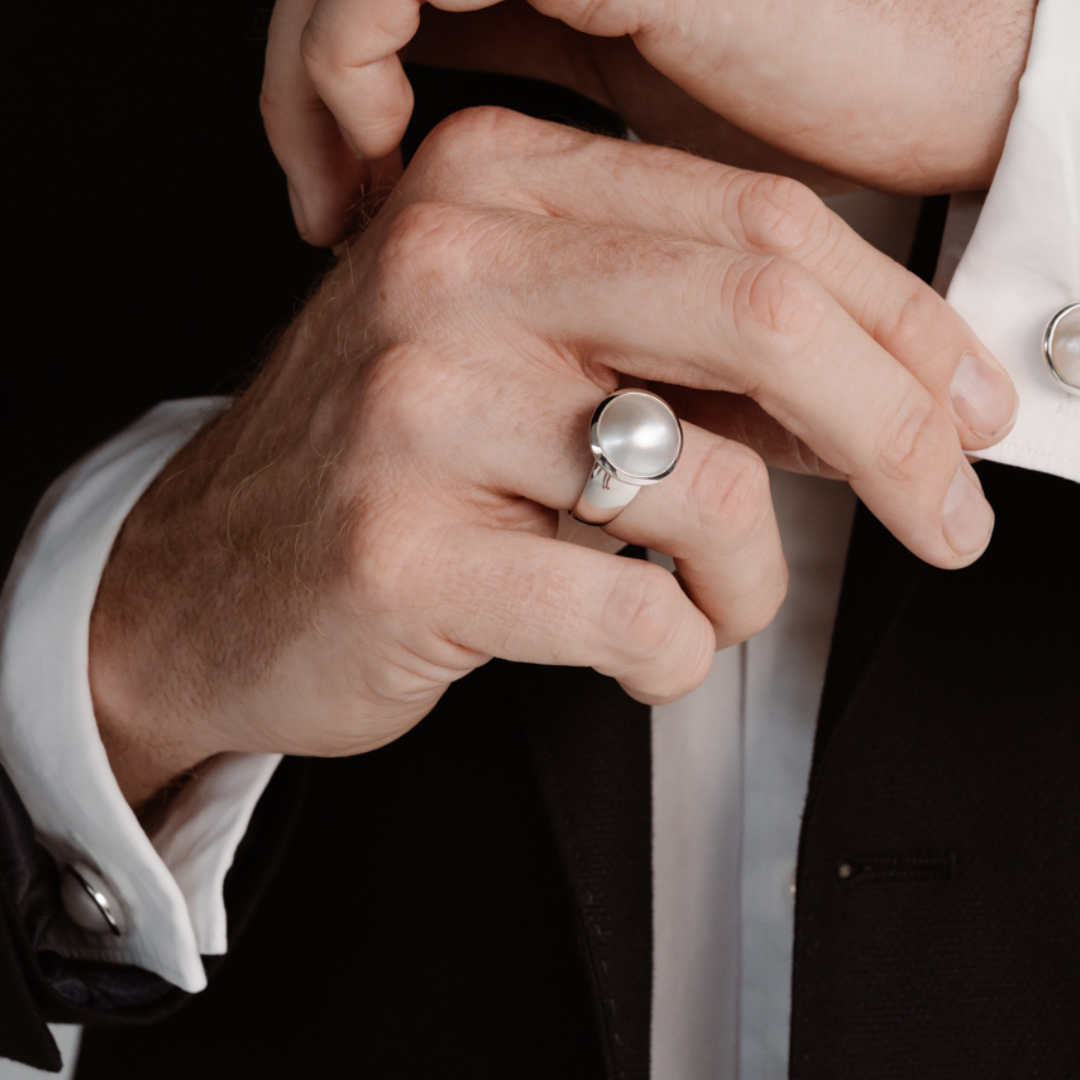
{"left": 7, "top": 3, "right": 326, "bottom": 413}
{"left": 5, "top": 2, "right": 329, "bottom": 571}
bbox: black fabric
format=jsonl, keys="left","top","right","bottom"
{"left": 0, "top": 914, "right": 61, "bottom": 1072}
{"left": 791, "top": 464, "right": 1080, "bottom": 1077}
{"left": 517, "top": 664, "right": 653, "bottom": 1080}
{"left": 76, "top": 664, "right": 610, "bottom": 1079}
{"left": 6, "top": 4, "right": 329, "bottom": 426}
{"left": 0, "top": 740, "right": 309, "bottom": 1025}
{"left": 0, "top": 764, "right": 66, "bottom": 1071}
{"left": 905, "top": 194, "right": 950, "bottom": 287}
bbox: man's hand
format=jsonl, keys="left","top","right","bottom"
{"left": 90, "top": 111, "right": 1012, "bottom": 806}
{"left": 262, "top": 0, "right": 1038, "bottom": 246}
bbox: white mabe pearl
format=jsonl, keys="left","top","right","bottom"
{"left": 595, "top": 392, "right": 682, "bottom": 480}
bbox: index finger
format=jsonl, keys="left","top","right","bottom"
{"left": 457, "top": 125, "right": 1018, "bottom": 451}
{"left": 300, "top": 0, "right": 503, "bottom": 159}
{"left": 262, "top": 0, "right": 402, "bottom": 245}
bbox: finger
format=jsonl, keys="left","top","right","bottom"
{"left": 478, "top": 394, "right": 789, "bottom": 648}
{"left": 300, "top": 0, "right": 504, "bottom": 161}
{"left": 657, "top": 387, "right": 846, "bottom": 480}
{"left": 412, "top": 205, "right": 992, "bottom": 568}
{"left": 440, "top": 120, "right": 1016, "bottom": 450}
{"left": 263, "top": 0, "right": 398, "bottom": 245}
{"left": 432, "top": 527, "right": 717, "bottom": 704}
{"left": 728, "top": 172, "right": 1018, "bottom": 449}
{"left": 393, "top": 359, "right": 788, "bottom": 649}
{"left": 600, "top": 425, "right": 790, "bottom": 651}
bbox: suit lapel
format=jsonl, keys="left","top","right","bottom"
{"left": 806, "top": 500, "right": 926, "bottom": 787}
{"left": 513, "top": 663, "right": 652, "bottom": 1080}
{"left": 790, "top": 465, "right": 1080, "bottom": 1076}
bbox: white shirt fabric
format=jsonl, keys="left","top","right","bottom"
{"left": 0, "top": 400, "right": 280, "bottom": 992}
{"left": 652, "top": 472, "right": 856, "bottom": 1079}
{"left": 0, "top": 0, "right": 1076, "bottom": 1070}
{"left": 946, "top": 0, "right": 1079, "bottom": 483}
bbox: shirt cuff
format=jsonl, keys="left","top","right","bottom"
{"left": 0, "top": 399, "right": 281, "bottom": 992}
{"left": 944, "top": 0, "right": 1079, "bottom": 482}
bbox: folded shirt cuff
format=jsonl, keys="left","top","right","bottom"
{"left": 0, "top": 398, "right": 281, "bottom": 992}
{"left": 944, "top": 0, "right": 1079, "bottom": 483}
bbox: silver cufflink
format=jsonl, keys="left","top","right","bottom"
{"left": 1043, "top": 302, "right": 1080, "bottom": 395}
{"left": 61, "top": 863, "right": 125, "bottom": 936}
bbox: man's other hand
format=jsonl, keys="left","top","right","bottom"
{"left": 90, "top": 112, "right": 1013, "bottom": 807}
{"left": 262, "top": 0, "right": 1038, "bottom": 246}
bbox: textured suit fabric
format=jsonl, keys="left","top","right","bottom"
{"left": 518, "top": 663, "right": 653, "bottom": 1078}
{"left": 792, "top": 464, "right": 1080, "bottom": 1077}
{"left": 74, "top": 662, "right": 642, "bottom": 1079}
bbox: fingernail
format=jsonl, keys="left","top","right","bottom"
{"left": 950, "top": 350, "right": 1017, "bottom": 439}
{"left": 942, "top": 464, "right": 994, "bottom": 558}
{"left": 287, "top": 181, "right": 311, "bottom": 242}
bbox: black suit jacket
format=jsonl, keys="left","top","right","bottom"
{"left": 5, "top": 4, "right": 1079, "bottom": 1077}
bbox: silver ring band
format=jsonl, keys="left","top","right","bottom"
{"left": 570, "top": 389, "right": 682, "bottom": 525}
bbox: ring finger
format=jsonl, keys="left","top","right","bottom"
{"left": 460, "top": 378, "right": 789, "bottom": 650}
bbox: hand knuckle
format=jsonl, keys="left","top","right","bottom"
{"left": 874, "top": 282, "right": 938, "bottom": 361}
{"left": 735, "top": 172, "right": 830, "bottom": 257}
{"left": 373, "top": 200, "right": 479, "bottom": 314}
{"left": 761, "top": 568, "right": 790, "bottom": 629}
{"left": 298, "top": 20, "right": 332, "bottom": 72}
{"left": 653, "top": 649, "right": 714, "bottom": 702}
{"left": 360, "top": 344, "right": 452, "bottom": 447}
{"left": 603, "top": 562, "right": 681, "bottom": 663}
{"left": 415, "top": 106, "right": 534, "bottom": 172}
{"left": 649, "top": 624, "right": 715, "bottom": 702}
{"left": 690, "top": 442, "right": 771, "bottom": 535}
{"left": 257, "top": 87, "right": 277, "bottom": 128}
{"left": 729, "top": 255, "right": 825, "bottom": 344}
{"left": 728, "top": 567, "right": 789, "bottom": 643}
{"left": 299, "top": 16, "right": 354, "bottom": 76}
{"left": 532, "top": 0, "right": 645, "bottom": 35}
{"left": 347, "top": 509, "right": 418, "bottom": 614}
{"left": 258, "top": 111, "right": 285, "bottom": 158}
{"left": 876, "top": 391, "right": 955, "bottom": 484}
{"left": 682, "top": 638, "right": 716, "bottom": 692}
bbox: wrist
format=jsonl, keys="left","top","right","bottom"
{"left": 87, "top": 315, "right": 348, "bottom": 805}
{"left": 88, "top": 415, "right": 235, "bottom": 809}
{"left": 89, "top": 605, "right": 213, "bottom": 812}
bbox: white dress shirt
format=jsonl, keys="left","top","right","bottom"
{"left": 0, "top": 0, "right": 1075, "bottom": 1075}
